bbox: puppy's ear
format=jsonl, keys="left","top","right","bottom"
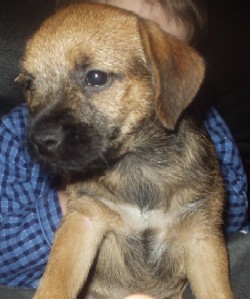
{"left": 138, "top": 19, "right": 205, "bottom": 130}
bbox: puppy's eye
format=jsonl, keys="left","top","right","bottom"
{"left": 85, "top": 70, "right": 109, "bottom": 87}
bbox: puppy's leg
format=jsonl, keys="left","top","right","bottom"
{"left": 185, "top": 232, "right": 234, "bottom": 299}
{"left": 33, "top": 199, "right": 121, "bottom": 299}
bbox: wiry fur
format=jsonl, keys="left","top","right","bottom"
{"left": 18, "top": 4, "right": 234, "bottom": 299}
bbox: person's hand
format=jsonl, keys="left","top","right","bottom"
{"left": 57, "top": 179, "right": 68, "bottom": 215}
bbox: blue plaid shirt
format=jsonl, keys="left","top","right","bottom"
{"left": 0, "top": 104, "right": 249, "bottom": 288}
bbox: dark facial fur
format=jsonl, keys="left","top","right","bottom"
{"left": 27, "top": 101, "right": 121, "bottom": 176}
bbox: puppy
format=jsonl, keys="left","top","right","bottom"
{"left": 17, "top": 3, "right": 234, "bottom": 299}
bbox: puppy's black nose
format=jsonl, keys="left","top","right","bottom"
{"left": 30, "top": 126, "right": 63, "bottom": 157}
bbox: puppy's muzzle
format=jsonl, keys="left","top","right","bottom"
{"left": 30, "top": 123, "right": 64, "bottom": 158}
{"left": 28, "top": 112, "right": 113, "bottom": 175}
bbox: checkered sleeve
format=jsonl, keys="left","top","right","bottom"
{"left": 204, "top": 107, "right": 249, "bottom": 235}
{"left": 0, "top": 104, "right": 62, "bottom": 288}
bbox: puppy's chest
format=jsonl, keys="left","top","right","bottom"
{"left": 98, "top": 200, "right": 182, "bottom": 258}
{"left": 70, "top": 179, "right": 187, "bottom": 295}
{"left": 100, "top": 200, "right": 176, "bottom": 232}
{"left": 91, "top": 203, "right": 186, "bottom": 296}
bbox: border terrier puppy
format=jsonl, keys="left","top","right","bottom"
{"left": 17, "top": 3, "right": 234, "bottom": 299}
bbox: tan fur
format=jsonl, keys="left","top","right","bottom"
{"left": 18, "top": 4, "right": 234, "bottom": 299}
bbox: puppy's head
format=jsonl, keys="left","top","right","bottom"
{"left": 17, "top": 4, "right": 204, "bottom": 174}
